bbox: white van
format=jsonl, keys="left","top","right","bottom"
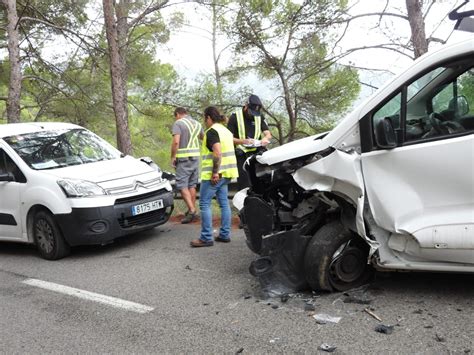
{"left": 234, "top": 37, "right": 474, "bottom": 292}
{"left": 0, "top": 122, "right": 173, "bottom": 260}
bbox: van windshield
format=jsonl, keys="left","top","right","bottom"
{"left": 3, "top": 128, "right": 122, "bottom": 170}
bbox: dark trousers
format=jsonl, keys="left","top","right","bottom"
{"left": 236, "top": 150, "right": 254, "bottom": 190}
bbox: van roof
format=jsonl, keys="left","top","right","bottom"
{"left": 0, "top": 122, "right": 82, "bottom": 139}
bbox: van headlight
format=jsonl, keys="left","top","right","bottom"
{"left": 58, "top": 179, "right": 106, "bottom": 197}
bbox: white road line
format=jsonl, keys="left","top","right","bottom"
{"left": 22, "top": 278, "right": 154, "bottom": 314}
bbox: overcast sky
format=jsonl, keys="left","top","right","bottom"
{"left": 156, "top": 0, "right": 473, "bottom": 102}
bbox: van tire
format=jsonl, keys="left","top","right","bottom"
{"left": 304, "top": 221, "right": 371, "bottom": 292}
{"left": 33, "top": 210, "right": 70, "bottom": 260}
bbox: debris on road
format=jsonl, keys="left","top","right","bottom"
{"left": 343, "top": 295, "right": 372, "bottom": 305}
{"left": 435, "top": 334, "right": 446, "bottom": 343}
{"left": 243, "top": 294, "right": 252, "bottom": 300}
{"left": 185, "top": 265, "right": 192, "bottom": 270}
{"left": 374, "top": 324, "right": 394, "bottom": 335}
{"left": 313, "top": 313, "right": 342, "bottom": 324}
{"left": 364, "top": 308, "right": 382, "bottom": 321}
{"left": 271, "top": 304, "right": 279, "bottom": 309}
{"left": 318, "top": 343, "right": 337, "bottom": 352}
{"left": 280, "top": 294, "right": 290, "bottom": 303}
{"left": 235, "top": 347, "right": 244, "bottom": 354}
{"left": 269, "top": 338, "right": 280, "bottom": 344}
{"left": 305, "top": 303, "right": 316, "bottom": 312}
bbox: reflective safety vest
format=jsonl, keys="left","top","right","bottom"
{"left": 176, "top": 117, "right": 201, "bottom": 158}
{"left": 201, "top": 123, "right": 239, "bottom": 180}
{"left": 235, "top": 108, "right": 261, "bottom": 153}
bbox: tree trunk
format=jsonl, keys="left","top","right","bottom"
{"left": 3, "top": 0, "right": 22, "bottom": 123}
{"left": 277, "top": 69, "right": 296, "bottom": 141}
{"left": 211, "top": 2, "right": 222, "bottom": 91}
{"left": 103, "top": 0, "right": 133, "bottom": 155}
{"left": 405, "top": 0, "right": 428, "bottom": 58}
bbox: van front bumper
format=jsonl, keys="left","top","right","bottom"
{"left": 55, "top": 189, "right": 174, "bottom": 246}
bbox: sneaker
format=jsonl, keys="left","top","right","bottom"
{"left": 181, "top": 212, "right": 197, "bottom": 224}
{"left": 215, "top": 236, "right": 231, "bottom": 243}
{"left": 190, "top": 239, "right": 214, "bottom": 247}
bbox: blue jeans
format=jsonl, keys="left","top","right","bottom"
{"left": 199, "top": 178, "right": 231, "bottom": 242}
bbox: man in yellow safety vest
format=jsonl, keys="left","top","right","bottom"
{"left": 170, "top": 107, "right": 203, "bottom": 224}
{"left": 227, "top": 94, "right": 272, "bottom": 189}
{"left": 190, "top": 106, "right": 238, "bottom": 247}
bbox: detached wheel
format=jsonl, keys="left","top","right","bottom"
{"left": 304, "top": 221, "right": 371, "bottom": 292}
{"left": 33, "top": 210, "right": 70, "bottom": 260}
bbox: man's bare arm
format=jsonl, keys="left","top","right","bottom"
{"left": 170, "top": 134, "right": 180, "bottom": 167}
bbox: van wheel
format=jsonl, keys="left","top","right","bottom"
{"left": 304, "top": 221, "right": 371, "bottom": 292}
{"left": 33, "top": 210, "right": 70, "bottom": 260}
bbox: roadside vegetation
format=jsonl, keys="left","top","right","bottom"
{"left": 0, "top": 0, "right": 462, "bottom": 169}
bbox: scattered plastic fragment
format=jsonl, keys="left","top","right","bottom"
{"left": 435, "top": 334, "right": 446, "bottom": 343}
{"left": 235, "top": 347, "right": 244, "bottom": 354}
{"left": 244, "top": 295, "right": 252, "bottom": 300}
{"left": 375, "top": 324, "right": 394, "bottom": 335}
{"left": 313, "top": 313, "right": 342, "bottom": 324}
{"left": 318, "top": 343, "right": 337, "bottom": 352}
{"left": 364, "top": 308, "right": 382, "bottom": 321}
{"left": 269, "top": 338, "right": 280, "bottom": 344}
{"left": 424, "top": 325, "right": 433, "bottom": 329}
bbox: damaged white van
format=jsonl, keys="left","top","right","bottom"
{"left": 0, "top": 122, "right": 173, "bottom": 260}
{"left": 234, "top": 36, "right": 474, "bottom": 292}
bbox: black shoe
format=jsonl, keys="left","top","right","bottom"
{"left": 181, "top": 212, "right": 197, "bottom": 224}
{"left": 215, "top": 236, "right": 231, "bottom": 243}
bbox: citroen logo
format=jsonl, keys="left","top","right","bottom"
{"left": 133, "top": 180, "right": 145, "bottom": 190}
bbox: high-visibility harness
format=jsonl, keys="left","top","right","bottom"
{"left": 176, "top": 117, "right": 201, "bottom": 158}
{"left": 236, "top": 108, "right": 261, "bottom": 153}
{"left": 201, "top": 123, "right": 238, "bottom": 180}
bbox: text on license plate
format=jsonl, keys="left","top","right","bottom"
{"left": 131, "top": 199, "right": 164, "bottom": 216}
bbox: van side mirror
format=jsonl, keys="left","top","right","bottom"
{"left": 374, "top": 117, "right": 397, "bottom": 149}
{"left": 0, "top": 172, "right": 15, "bottom": 182}
{"left": 449, "top": 95, "right": 470, "bottom": 116}
{"left": 455, "top": 16, "right": 474, "bottom": 32}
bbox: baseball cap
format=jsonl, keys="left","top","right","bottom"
{"left": 247, "top": 94, "right": 263, "bottom": 116}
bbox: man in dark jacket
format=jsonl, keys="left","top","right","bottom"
{"left": 227, "top": 94, "right": 272, "bottom": 189}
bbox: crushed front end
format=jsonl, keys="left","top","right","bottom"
{"left": 236, "top": 150, "right": 334, "bottom": 294}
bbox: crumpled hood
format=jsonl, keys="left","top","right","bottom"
{"left": 41, "top": 156, "right": 155, "bottom": 183}
{"left": 256, "top": 132, "right": 329, "bottom": 166}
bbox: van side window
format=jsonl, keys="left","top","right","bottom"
{"left": 372, "top": 92, "right": 402, "bottom": 138}
{"left": 366, "top": 58, "right": 474, "bottom": 151}
{"left": 0, "top": 149, "right": 27, "bottom": 183}
{"left": 405, "top": 65, "right": 474, "bottom": 141}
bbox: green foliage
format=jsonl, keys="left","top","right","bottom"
{"left": 231, "top": 0, "right": 359, "bottom": 141}
{"left": 459, "top": 70, "right": 474, "bottom": 113}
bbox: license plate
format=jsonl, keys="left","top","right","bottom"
{"left": 131, "top": 199, "right": 164, "bottom": 216}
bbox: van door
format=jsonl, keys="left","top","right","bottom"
{"left": 0, "top": 148, "right": 25, "bottom": 240}
{"left": 360, "top": 60, "right": 474, "bottom": 263}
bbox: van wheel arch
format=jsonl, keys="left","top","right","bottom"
{"left": 304, "top": 220, "right": 372, "bottom": 292}
{"left": 27, "top": 206, "right": 70, "bottom": 260}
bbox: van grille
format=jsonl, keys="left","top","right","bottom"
{"left": 118, "top": 210, "right": 166, "bottom": 229}
{"left": 115, "top": 189, "right": 166, "bottom": 205}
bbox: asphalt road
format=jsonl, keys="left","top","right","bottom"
{"left": 0, "top": 222, "right": 473, "bottom": 354}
